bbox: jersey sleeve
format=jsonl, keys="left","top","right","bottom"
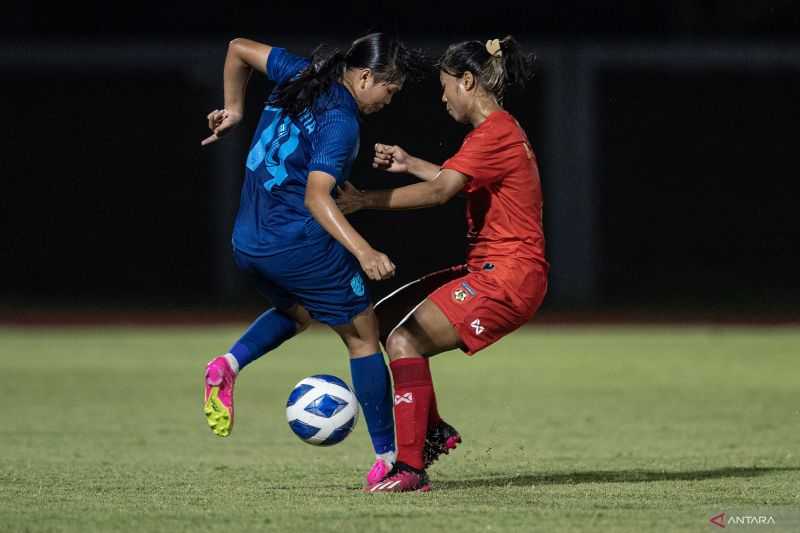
{"left": 266, "top": 47, "right": 310, "bottom": 85}
{"left": 442, "top": 121, "right": 520, "bottom": 190}
{"left": 308, "top": 109, "right": 360, "bottom": 184}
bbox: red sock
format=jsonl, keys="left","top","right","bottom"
{"left": 390, "top": 358, "right": 433, "bottom": 470}
{"left": 424, "top": 358, "right": 443, "bottom": 429}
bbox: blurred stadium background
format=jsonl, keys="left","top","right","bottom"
{"left": 2, "top": 1, "right": 799, "bottom": 323}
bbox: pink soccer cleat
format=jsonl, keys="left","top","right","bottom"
{"left": 204, "top": 356, "right": 237, "bottom": 437}
{"left": 365, "top": 458, "right": 392, "bottom": 486}
{"left": 365, "top": 463, "right": 431, "bottom": 493}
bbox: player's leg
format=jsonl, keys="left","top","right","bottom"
{"left": 330, "top": 307, "right": 396, "bottom": 484}
{"left": 369, "top": 265, "right": 548, "bottom": 492}
{"left": 366, "top": 299, "right": 462, "bottom": 492}
{"left": 204, "top": 250, "right": 311, "bottom": 437}
{"left": 227, "top": 249, "right": 313, "bottom": 369}
{"left": 225, "top": 303, "right": 311, "bottom": 373}
{"left": 373, "top": 266, "right": 467, "bottom": 442}
{"left": 278, "top": 238, "right": 397, "bottom": 483}
{"left": 204, "top": 303, "right": 309, "bottom": 437}
{"left": 385, "top": 300, "right": 464, "bottom": 467}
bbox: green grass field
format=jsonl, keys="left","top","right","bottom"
{"left": 1, "top": 325, "right": 798, "bottom": 532}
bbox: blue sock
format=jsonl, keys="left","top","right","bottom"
{"left": 350, "top": 353, "right": 396, "bottom": 456}
{"left": 229, "top": 308, "right": 297, "bottom": 370}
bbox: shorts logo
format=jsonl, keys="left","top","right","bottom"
{"left": 452, "top": 282, "right": 476, "bottom": 304}
{"left": 470, "top": 318, "right": 485, "bottom": 335}
{"left": 394, "top": 392, "right": 413, "bottom": 405}
{"left": 350, "top": 273, "right": 365, "bottom": 296}
{"left": 453, "top": 288, "right": 469, "bottom": 303}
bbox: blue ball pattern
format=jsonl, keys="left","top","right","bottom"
{"left": 286, "top": 384, "right": 314, "bottom": 407}
{"left": 286, "top": 375, "right": 358, "bottom": 446}
{"left": 303, "top": 393, "right": 348, "bottom": 418}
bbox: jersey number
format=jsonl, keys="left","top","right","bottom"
{"left": 246, "top": 107, "right": 301, "bottom": 191}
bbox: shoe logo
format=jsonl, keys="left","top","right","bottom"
{"left": 470, "top": 318, "right": 484, "bottom": 335}
{"left": 394, "top": 392, "right": 413, "bottom": 405}
{"left": 370, "top": 479, "right": 402, "bottom": 492}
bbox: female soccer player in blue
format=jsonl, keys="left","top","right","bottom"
{"left": 200, "top": 34, "right": 425, "bottom": 485}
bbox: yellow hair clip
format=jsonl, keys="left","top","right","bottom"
{"left": 485, "top": 39, "right": 502, "bottom": 57}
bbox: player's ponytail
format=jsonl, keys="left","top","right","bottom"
{"left": 438, "top": 35, "right": 535, "bottom": 103}
{"left": 270, "top": 33, "right": 427, "bottom": 117}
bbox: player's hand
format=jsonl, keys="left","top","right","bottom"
{"left": 201, "top": 109, "right": 242, "bottom": 146}
{"left": 373, "top": 143, "right": 410, "bottom": 173}
{"left": 357, "top": 248, "right": 395, "bottom": 281}
{"left": 335, "top": 182, "right": 366, "bottom": 215}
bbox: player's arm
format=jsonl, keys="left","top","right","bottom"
{"left": 202, "top": 38, "right": 272, "bottom": 146}
{"left": 372, "top": 144, "right": 441, "bottom": 181}
{"left": 337, "top": 169, "right": 468, "bottom": 214}
{"left": 305, "top": 172, "right": 395, "bottom": 281}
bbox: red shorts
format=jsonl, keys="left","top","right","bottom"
{"left": 428, "top": 260, "right": 548, "bottom": 355}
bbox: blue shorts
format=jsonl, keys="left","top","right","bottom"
{"left": 233, "top": 238, "right": 370, "bottom": 327}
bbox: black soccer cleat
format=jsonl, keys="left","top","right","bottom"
{"left": 423, "top": 420, "right": 462, "bottom": 468}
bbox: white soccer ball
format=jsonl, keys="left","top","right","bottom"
{"left": 285, "top": 374, "right": 359, "bottom": 446}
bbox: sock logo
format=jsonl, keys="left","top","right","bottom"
{"left": 394, "top": 392, "right": 413, "bottom": 405}
{"left": 471, "top": 318, "right": 485, "bottom": 335}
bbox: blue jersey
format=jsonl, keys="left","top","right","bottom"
{"left": 233, "top": 48, "right": 360, "bottom": 256}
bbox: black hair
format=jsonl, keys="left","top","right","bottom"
{"left": 270, "top": 33, "right": 427, "bottom": 117}
{"left": 437, "top": 36, "right": 536, "bottom": 102}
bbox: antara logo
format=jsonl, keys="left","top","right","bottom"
{"left": 710, "top": 512, "right": 777, "bottom": 528}
{"left": 709, "top": 513, "right": 726, "bottom": 528}
{"left": 394, "top": 392, "right": 413, "bottom": 405}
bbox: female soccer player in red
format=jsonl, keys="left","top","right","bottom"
{"left": 337, "top": 36, "right": 547, "bottom": 492}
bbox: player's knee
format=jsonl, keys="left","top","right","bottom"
{"left": 294, "top": 316, "right": 311, "bottom": 333}
{"left": 278, "top": 306, "right": 311, "bottom": 333}
{"left": 385, "top": 328, "right": 417, "bottom": 361}
{"left": 340, "top": 334, "right": 378, "bottom": 356}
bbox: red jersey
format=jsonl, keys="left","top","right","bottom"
{"left": 442, "top": 110, "right": 547, "bottom": 271}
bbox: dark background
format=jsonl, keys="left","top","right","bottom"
{"left": 2, "top": 2, "right": 799, "bottom": 319}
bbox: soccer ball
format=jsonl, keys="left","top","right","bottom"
{"left": 285, "top": 374, "right": 359, "bottom": 446}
